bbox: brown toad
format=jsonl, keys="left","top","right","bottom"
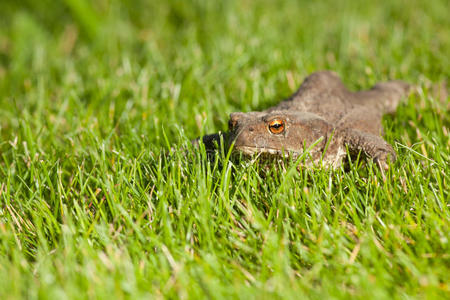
{"left": 194, "top": 71, "right": 411, "bottom": 169}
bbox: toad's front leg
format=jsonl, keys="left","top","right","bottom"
{"left": 341, "top": 129, "right": 396, "bottom": 170}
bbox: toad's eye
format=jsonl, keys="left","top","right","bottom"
{"left": 268, "top": 119, "right": 285, "bottom": 134}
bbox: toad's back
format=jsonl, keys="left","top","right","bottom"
{"left": 265, "top": 71, "right": 410, "bottom": 124}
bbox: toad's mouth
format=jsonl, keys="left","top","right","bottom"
{"left": 232, "top": 145, "right": 302, "bottom": 158}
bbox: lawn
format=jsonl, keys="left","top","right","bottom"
{"left": 0, "top": 0, "right": 448, "bottom": 299}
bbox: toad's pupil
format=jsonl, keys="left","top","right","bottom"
{"left": 268, "top": 121, "right": 284, "bottom": 134}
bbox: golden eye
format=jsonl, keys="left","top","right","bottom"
{"left": 268, "top": 119, "right": 285, "bottom": 134}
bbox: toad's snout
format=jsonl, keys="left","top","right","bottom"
{"left": 230, "top": 127, "right": 268, "bottom": 149}
{"left": 228, "top": 112, "right": 268, "bottom": 149}
{"left": 233, "top": 130, "right": 268, "bottom": 148}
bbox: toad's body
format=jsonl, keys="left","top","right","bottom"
{"left": 195, "top": 71, "right": 410, "bottom": 169}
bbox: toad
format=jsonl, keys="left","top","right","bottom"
{"left": 193, "top": 71, "right": 411, "bottom": 169}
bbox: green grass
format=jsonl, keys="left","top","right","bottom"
{"left": 0, "top": 0, "right": 449, "bottom": 298}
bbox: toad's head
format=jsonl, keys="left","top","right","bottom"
{"left": 227, "top": 111, "right": 332, "bottom": 158}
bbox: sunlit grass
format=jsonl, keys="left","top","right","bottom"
{"left": 0, "top": 0, "right": 448, "bottom": 298}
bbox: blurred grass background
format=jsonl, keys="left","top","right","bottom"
{"left": 0, "top": 0, "right": 448, "bottom": 299}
